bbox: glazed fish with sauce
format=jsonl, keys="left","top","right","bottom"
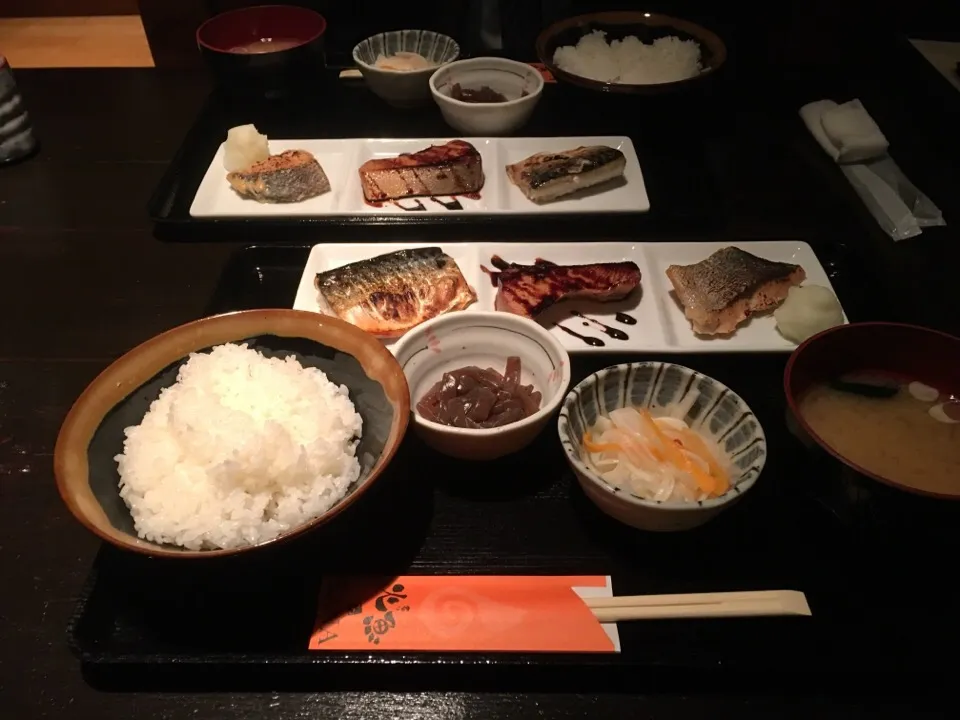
{"left": 358, "top": 140, "right": 484, "bottom": 203}
{"left": 487, "top": 256, "right": 641, "bottom": 318}
{"left": 315, "top": 247, "right": 477, "bottom": 338}
{"left": 226, "top": 149, "right": 331, "bottom": 203}
{"left": 666, "top": 246, "right": 806, "bottom": 335}
{"left": 506, "top": 145, "right": 626, "bottom": 203}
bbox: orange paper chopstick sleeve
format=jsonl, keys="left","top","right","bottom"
{"left": 309, "top": 576, "right": 614, "bottom": 653}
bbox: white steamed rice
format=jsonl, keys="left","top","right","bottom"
{"left": 553, "top": 30, "right": 701, "bottom": 85}
{"left": 115, "top": 343, "right": 363, "bottom": 551}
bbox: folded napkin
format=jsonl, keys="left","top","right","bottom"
{"left": 800, "top": 99, "right": 889, "bottom": 163}
{"left": 799, "top": 98, "right": 944, "bottom": 240}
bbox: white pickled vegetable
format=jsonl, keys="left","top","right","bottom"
{"left": 774, "top": 285, "right": 844, "bottom": 344}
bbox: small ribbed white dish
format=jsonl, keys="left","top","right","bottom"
{"left": 558, "top": 361, "right": 766, "bottom": 532}
{"left": 352, "top": 30, "right": 460, "bottom": 107}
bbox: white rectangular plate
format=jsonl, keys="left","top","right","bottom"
{"left": 190, "top": 136, "right": 649, "bottom": 218}
{"left": 292, "top": 240, "right": 847, "bottom": 354}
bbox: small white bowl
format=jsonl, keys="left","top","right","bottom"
{"left": 353, "top": 30, "right": 460, "bottom": 108}
{"left": 558, "top": 362, "right": 767, "bottom": 532}
{"left": 393, "top": 311, "right": 571, "bottom": 461}
{"left": 429, "top": 57, "right": 544, "bottom": 135}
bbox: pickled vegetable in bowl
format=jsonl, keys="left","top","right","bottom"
{"left": 394, "top": 310, "right": 571, "bottom": 461}
{"left": 416, "top": 356, "right": 542, "bottom": 429}
{"left": 558, "top": 361, "right": 766, "bottom": 532}
{"left": 583, "top": 407, "right": 731, "bottom": 503}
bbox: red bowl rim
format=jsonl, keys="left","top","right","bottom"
{"left": 196, "top": 4, "right": 327, "bottom": 54}
{"left": 784, "top": 321, "right": 960, "bottom": 502}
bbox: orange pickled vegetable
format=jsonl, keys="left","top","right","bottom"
{"left": 677, "top": 428, "right": 730, "bottom": 494}
{"left": 638, "top": 409, "right": 717, "bottom": 495}
{"left": 582, "top": 431, "right": 623, "bottom": 454}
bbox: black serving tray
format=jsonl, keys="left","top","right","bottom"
{"left": 147, "top": 70, "right": 730, "bottom": 242}
{"left": 67, "top": 243, "right": 958, "bottom": 692}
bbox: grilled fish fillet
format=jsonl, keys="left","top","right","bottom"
{"left": 490, "top": 258, "right": 641, "bottom": 318}
{"left": 226, "top": 149, "right": 330, "bottom": 203}
{"left": 358, "top": 140, "right": 484, "bottom": 203}
{"left": 506, "top": 145, "right": 626, "bottom": 203}
{"left": 666, "top": 247, "right": 806, "bottom": 335}
{"left": 315, "top": 247, "right": 477, "bottom": 338}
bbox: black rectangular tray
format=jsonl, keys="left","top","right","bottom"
{"left": 67, "top": 243, "right": 957, "bottom": 693}
{"left": 147, "top": 72, "right": 730, "bottom": 241}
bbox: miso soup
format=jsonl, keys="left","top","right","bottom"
{"left": 798, "top": 379, "right": 960, "bottom": 497}
{"left": 228, "top": 38, "right": 301, "bottom": 54}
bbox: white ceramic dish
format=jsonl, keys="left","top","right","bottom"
{"left": 429, "top": 57, "right": 544, "bottom": 135}
{"left": 393, "top": 311, "right": 571, "bottom": 461}
{"left": 558, "top": 362, "right": 766, "bottom": 532}
{"left": 292, "top": 240, "right": 846, "bottom": 354}
{"left": 189, "top": 136, "right": 649, "bottom": 217}
{"left": 352, "top": 30, "right": 460, "bottom": 108}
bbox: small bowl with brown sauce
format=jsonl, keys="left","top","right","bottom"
{"left": 393, "top": 311, "right": 570, "bottom": 461}
{"left": 430, "top": 57, "right": 544, "bottom": 135}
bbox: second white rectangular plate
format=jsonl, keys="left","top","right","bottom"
{"left": 292, "top": 241, "right": 847, "bottom": 354}
{"left": 190, "top": 136, "right": 650, "bottom": 218}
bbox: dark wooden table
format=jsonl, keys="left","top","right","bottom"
{"left": 2, "top": 36, "right": 959, "bottom": 718}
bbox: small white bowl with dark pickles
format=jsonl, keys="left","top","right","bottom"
{"left": 393, "top": 311, "right": 571, "bottom": 461}
{"left": 429, "top": 57, "right": 545, "bottom": 135}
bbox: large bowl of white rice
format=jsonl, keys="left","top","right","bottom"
{"left": 536, "top": 11, "right": 727, "bottom": 94}
{"left": 54, "top": 309, "right": 410, "bottom": 558}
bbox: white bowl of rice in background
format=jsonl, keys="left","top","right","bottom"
{"left": 536, "top": 11, "right": 727, "bottom": 94}
{"left": 54, "top": 309, "right": 410, "bottom": 558}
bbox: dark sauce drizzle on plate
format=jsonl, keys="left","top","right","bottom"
{"left": 429, "top": 196, "right": 463, "bottom": 210}
{"left": 392, "top": 199, "right": 426, "bottom": 211}
{"left": 556, "top": 324, "right": 606, "bottom": 347}
{"left": 572, "top": 311, "right": 629, "bottom": 340}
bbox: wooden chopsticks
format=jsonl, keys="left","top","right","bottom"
{"left": 585, "top": 590, "right": 811, "bottom": 622}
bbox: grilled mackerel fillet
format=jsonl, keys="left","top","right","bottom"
{"left": 490, "top": 258, "right": 641, "bottom": 318}
{"left": 315, "top": 247, "right": 477, "bottom": 338}
{"left": 506, "top": 145, "right": 626, "bottom": 203}
{"left": 226, "top": 149, "right": 330, "bottom": 203}
{"left": 358, "top": 140, "right": 484, "bottom": 203}
{"left": 665, "top": 246, "right": 806, "bottom": 335}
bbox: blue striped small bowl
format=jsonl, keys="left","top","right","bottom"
{"left": 352, "top": 30, "right": 460, "bottom": 107}
{"left": 558, "top": 362, "right": 766, "bottom": 532}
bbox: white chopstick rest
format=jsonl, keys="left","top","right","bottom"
{"left": 799, "top": 99, "right": 888, "bottom": 164}
{"left": 585, "top": 590, "right": 811, "bottom": 622}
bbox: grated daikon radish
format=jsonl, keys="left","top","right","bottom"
{"left": 223, "top": 124, "right": 270, "bottom": 172}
